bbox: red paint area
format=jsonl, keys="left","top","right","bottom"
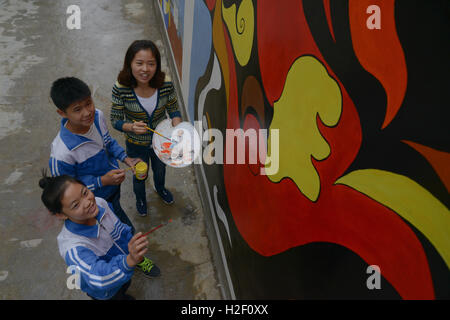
{"left": 403, "top": 140, "right": 450, "bottom": 193}
{"left": 205, "top": 0, "right": 216, "bottom": 11}
{"left": 349, "top": 0, "right": 407, "bottom": 129}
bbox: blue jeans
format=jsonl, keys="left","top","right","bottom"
{"left": 106, "top": 186, "right": 135, "bottom": 235}
{"left": 126, "top": 141, "right": 167, "bottom": 209}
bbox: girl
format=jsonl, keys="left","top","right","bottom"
{"left": 110, "top": 40, "right": 182, "bottom": 217}
{"left": 39, "top": 172, "right": 160, "bottom": 300}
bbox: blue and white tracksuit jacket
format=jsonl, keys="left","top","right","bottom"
{"left": 57, "top": 197, "right": 134, "bottom": 300}
{"left": 49, "top": 109, "right": 127, "bottom": 200}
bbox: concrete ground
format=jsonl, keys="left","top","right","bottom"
{"left": 0, "top": 0, "right": 221, "bottom": 300}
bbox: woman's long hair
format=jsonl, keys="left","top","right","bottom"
{"left": 117, "top": 40, "right": 165, "bottom": 88}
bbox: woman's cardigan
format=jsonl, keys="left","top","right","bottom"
{"left": 110, "top": 80, "right": 181, "bottom": 146}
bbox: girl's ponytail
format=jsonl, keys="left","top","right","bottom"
{"left": 39, "top": 169, "right": 52, "bottom": 190}
{"left": 39, "top": 169, "right": 83, "bottom": 215}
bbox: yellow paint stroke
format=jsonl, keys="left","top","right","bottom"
{"left": 268, "top": 56, "right": 342, "bottom": 201}
{"left": 212, "top": 0, "right": 230, "bottom": 107}
{"left": 163, "top": 0, "right": 171, "bottom": 26}
{"left": 336, "top": 169, "right": 450, "bottom": 268}
{"left": 222, "top": 0, "right": 254, "bottom": 67}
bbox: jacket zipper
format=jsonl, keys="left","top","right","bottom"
{"left": 98, "top": 222, "right": 127, "bottom": 255}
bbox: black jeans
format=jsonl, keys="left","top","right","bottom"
{"left": 125, "top": 141, "right": 167, "bottom": 210}
{"left": 106, "top": 186, "right": 135, "bottom": 234}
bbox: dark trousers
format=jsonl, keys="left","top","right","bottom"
{"left": 125, "top": 141, "right": 167, "bottom": 208}
{"left": 106, "top": 186, "right": 135, "bottom": 234}
{"left": 88, "top": 280, "right": 132, "bottom": 300}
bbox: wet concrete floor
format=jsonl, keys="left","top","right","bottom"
{"left": 0, "top": 0, "right": 221, "bottom": 300}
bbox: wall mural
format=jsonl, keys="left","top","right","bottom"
{"left": 160, "top": 0, "right": 450, "bottom": 299}
{"left": 159, "top": 0, "right": 184, "bottom": 78}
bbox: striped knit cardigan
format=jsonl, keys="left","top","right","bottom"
{"left": 110, "top": 80, "right": 181, "bottom": 146}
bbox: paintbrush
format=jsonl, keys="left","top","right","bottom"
{"left": 139, "top": 219, "right": 173, "bottom": 238}
{"left": 132, "top": 120, "right": 175, "bottom": 142}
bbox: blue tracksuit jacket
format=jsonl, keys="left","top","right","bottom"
{"left": 57, "top": 197, "right": 134, "bottom": 299}
{"left": 49, "top": 109, "right": 127, "bottom": 199}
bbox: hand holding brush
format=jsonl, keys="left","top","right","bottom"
{"left": 132, "top": 120, "right": 179, "bottom": 143}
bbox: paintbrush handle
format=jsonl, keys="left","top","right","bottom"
{"left": 132, "top": 120, "right": 171, "bottom": 141}
{"left": 141, "top": 224, "right": 164, "bottom": 237}
{"left": 139, "top": 219, "right": 173, "bottom": 238}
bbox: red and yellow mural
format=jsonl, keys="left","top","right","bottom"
{"left": 160, "top": 0, "right": 450, "bottom": 299}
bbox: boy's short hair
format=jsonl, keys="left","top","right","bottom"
{"left": 50, "top": 77, "right": 91, "bottom": 111}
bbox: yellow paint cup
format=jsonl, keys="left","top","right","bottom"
{"left": 135, "top": 161, "right": 148, "bottom": 180}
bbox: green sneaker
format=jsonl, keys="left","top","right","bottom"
{"left": 136, "top": 257, "right": 161, "bottom": 277}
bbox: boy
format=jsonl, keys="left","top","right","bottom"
{"left": 48, "top": 77, "right": 160, "bottom": 277}
{"left": 49, "top": 77, "right": 137, "bottom": 232}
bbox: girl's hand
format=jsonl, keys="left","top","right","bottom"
{"left": 127, "top": 232, "right": 148, "bottom": 267}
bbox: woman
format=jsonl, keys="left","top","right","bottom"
{"left": 111, "top": 40, "right": 182, "bottom": 217}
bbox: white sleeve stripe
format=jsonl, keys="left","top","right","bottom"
{"left": 122, "top": 257, "right": 133, "bottom": 271}
{"left": 88, "top": 268, "right": 122, "bottom": 282}
{"left": 55, "top": 158, "right": 60, "bottom": 176}
{"left": 89, "top": 272, "right": 125, "bottom": 287}
{"left": 75, "top": 266, "right": 125, "bottom": 287}
{"left": 69, "top": 248, "right": 125, "bottom": 282}
{"left": 51, "top": 158, "right": 57, "bottom": 176}
{"left": 69, "top": 248, "right": 91, "bottom": 271}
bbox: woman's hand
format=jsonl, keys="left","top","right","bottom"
{"left": 123, "top": 121, "right": 148, "bottom": 135}
{"left": 132, "top": 121, "right": 149, "bottom": 134}
{"left": 126, "top": 232, "right": 148, "bottom": 267}
{"left": 171, "top": 117, "right": 182, "bottom": 127}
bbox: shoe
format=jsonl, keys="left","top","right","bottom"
{"left": 136, "top": 257, "right": 161, "bottom": 278}
{"left": 136, "top": 200, "right": 147, "bottom": 217}
{"left": 154, "top": 186, "right": 174, "bottom": 205}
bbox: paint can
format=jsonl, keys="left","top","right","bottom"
{"left": 135, "top": 161, "right": 148, "bottom": 180}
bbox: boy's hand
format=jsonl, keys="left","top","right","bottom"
{"left": 127, "top": 232, "right": 148, "bottom": 267}
{"left": 101, "top": 169, "right": 125, "bottom": 186}
{"left": 123, "top": 157, "right": 142, "bottom": 174}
